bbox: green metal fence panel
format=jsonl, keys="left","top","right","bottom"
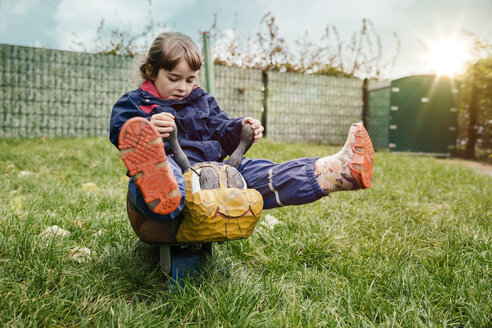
{"left": 212, "top": 65, "right": 263, "bottom": 120}
{"left": 366, "top": 80, "right": 391, "bottom": 150}
{"left": 267, "top": 71, "right": 363, "bottom": 144}
{"left": 388, "top": 75, "right": 459, "bottom": 156}
{"left": 0, "top": 44, "right": 264, "bottom": 138}
{"left": 0, "top": 44, "right": 135, "bottom": 138}
{"left": 0, "top": 44, "right": 362, "bottom": 144}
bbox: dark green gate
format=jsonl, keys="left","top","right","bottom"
{"left": 366, "top": 81, "right": 391, "bottom": 150}
{"left": 367, "top": 75, "right": 459, "bottom": 156}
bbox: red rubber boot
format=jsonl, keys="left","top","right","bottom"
{"left": 118, "top": 117, "right": 181, "bottom": 215}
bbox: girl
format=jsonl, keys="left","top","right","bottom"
{"left": 110, "top": 32, "right": 373, "bottom": 240}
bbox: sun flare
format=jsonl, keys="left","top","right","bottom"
{"left": 424, "top": 37, "right": 470, "bottom": 76}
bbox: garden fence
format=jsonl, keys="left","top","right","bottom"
{"left": 0, "top": 44, "right": 362, "bottom": 145}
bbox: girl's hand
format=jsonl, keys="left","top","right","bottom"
{"left": 150, "top": 112, "right": 175, "bottom": 138}
{"left": 242, "top": 117, "right": 264, "bottom": 143}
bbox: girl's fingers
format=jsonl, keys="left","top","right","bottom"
{"left": 151, "top": 117, "right": 175, "bottom": 128}
{"left": 154, "top": 126, "right": 173, "bottom": 133}
{"left": 155, "top": 125, "right": 173, "bottom": 130}
{"left": 243, "top": 117, "right": 258, "bottom": 126}
{"left": 155, "top": 112, "right": 175, "bottom": 119}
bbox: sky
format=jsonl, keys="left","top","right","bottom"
{"left": 1, "top": 0, "right": 491, "bottom": 79}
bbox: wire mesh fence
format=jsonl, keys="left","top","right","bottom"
{"left": 0, "top": 44, "right": 363, "bottom": 145}
{"left": 212, "top": 65, "right": 264, "bottom": 121}
{"left": 267, "top": 71, "right": 363, "bottom": 145}
{"left": 0, "top": 44, "right": 136, "bottom": 137}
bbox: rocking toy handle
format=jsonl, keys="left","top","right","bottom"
{"left": 166, "top": 127, "right": 191, "bottom": 172}
{"left": 227, "top": 123, "right": 254, "bottom": 169}
{"left": 167, "top": 123, "right": 254, "bottom": 171}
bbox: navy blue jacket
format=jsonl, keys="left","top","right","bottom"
{"left": 109, "top": 80, "right": 244, "bottom": 165}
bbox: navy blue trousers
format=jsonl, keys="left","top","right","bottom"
{"left": 129, "top": 156, "right": 328, "bottom": 221}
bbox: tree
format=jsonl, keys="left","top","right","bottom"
{"left": 211, "top": 12, "right": 290, "bottom": 71}
{"left": 73, "top": 8, "right": 399, "bottom": 79}
{"left": 457, "top": 33, "right": 492, "bottom": 160}
{"left": 212, "top": 13, "right": 400, "bottom": 79}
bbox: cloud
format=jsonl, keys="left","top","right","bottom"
{"left": 2, "top": 0, "right": 489, "bottom": 78}
{"left": 54, "top": 0, "right": 144, "bottom": 50}
{"left": 11, "top": 0, "right": 39, "bottom": 16}
{"left": 0, "top": 0, "right": 38, "bottom": 31}
{"left": 54, "top": 0, "right": 195, "bottom": 50}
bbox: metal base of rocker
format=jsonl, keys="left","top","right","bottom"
{"left": 159, "top": 243, "right": 213, "bottom": 284}
{"left": 127, "top": 192, "right": 213, "bottom": 284}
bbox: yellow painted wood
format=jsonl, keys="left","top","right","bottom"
{"left": 176, "top": 163, "right": 263, "bottom": 243}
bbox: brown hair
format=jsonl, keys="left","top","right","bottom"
{"left": 139, "top": 32, "right": 202, "bottom": 80}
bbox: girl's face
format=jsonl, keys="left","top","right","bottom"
{"left": 153, "top": 59, "right": 197, "bottom": 100}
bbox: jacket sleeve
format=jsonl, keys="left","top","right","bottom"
{"left": 109, "top": 93, "right": 146, "bottom": 149}
{"left": 206, "top": 95, "right": 244, "bottom": 155}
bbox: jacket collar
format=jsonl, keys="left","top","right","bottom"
{"left": 141, "top": 80, "right": 162, "bottom": 98}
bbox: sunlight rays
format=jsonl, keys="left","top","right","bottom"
{"left": 423, "top": 36, "right": 471, "bottom": 76}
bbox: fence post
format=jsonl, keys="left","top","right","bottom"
{"left": 362, "top": 78, "right": 369, "bottom": 128}
{"left": 261, "top": 70, "right": 268, "bottom": 136}
{"left": 202, "top": 32, "right": 216, "bottom": 96}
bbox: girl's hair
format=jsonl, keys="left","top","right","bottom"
{"left": 139, "top": 32, "right": 202, "bottom": 80}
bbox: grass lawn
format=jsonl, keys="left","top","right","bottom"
{"left": 0, "top": 137, "right": 491, "bottom": 327}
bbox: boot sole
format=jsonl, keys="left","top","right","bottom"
{"left": 349, "top": 123, "right": 374, "bottom": 188}
{"left": 118, "top": 117, "right": 181, "bottom": 215}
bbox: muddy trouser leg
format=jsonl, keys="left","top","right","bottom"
{"left": 128, "top": 155, "right": 186, "bottom": 221}
{"left": 236, "top": 157, "right": 328, "bottom": 209}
